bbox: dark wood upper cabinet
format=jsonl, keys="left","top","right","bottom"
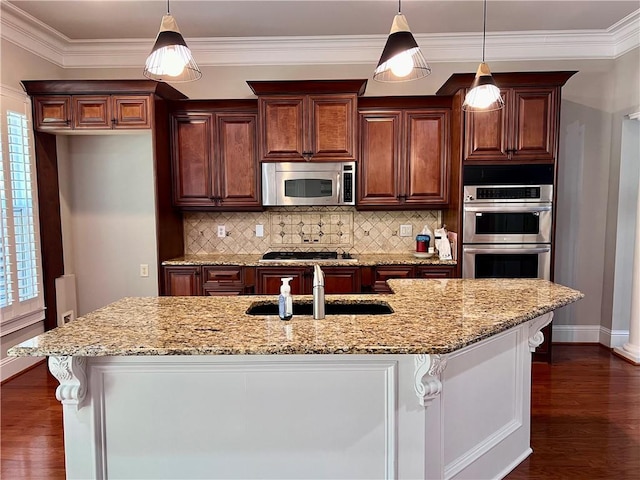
{"left": 358, "top": 98, "right": 451, "bottom": 208}
{"left": 34, "top": 93, "right": 152, "bottom": 131}
{"left": 464, "top": 87, "right": 557, "bottom": 163}
{"left": 170, "top": 102, "right": 261, "bottom": 211}
{"left": 404, "top": 110, "right": 450, "bottom": 205}
{"left": 510, "top": 88, "right": 557, "bottom": 162}
{"left": 247, "top": 80, "right": 366, "bottom": 162}
{"left": 358, "top": 111, "right": 402, "bottom": 207}
{"left": 215, "top": 113, "right": 261, "bottom": 209}
{"left": 437, "top": 71, "right": 576, "bottom": 164}
{"left": 33, "top": 95, "right": 72, "bottom": 130}
{"left": 112, "top": 95, "right": 151, "bottom": 129}
{"left": 171, "top": 113, "right": 215, "bottom": 207}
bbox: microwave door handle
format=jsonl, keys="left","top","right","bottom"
{"left": 336, "top": 172, "right": 342, "bottom": 203}
{"left": 464, "top": 247, "right": 551, "bottom": 254}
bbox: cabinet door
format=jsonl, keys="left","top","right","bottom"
{"left": 258, "top": 96, "right": 305, "bottom": 161}
{"left": 404, "top": 110, "right": 450, "bottom": 205}
{"left": 308, "top": 94, "right": 357, "bottom": 161}
{"left": 510, "top": 87, "right": 557, "bottom": 162}
{"left": 171, "top": 113, "right": 216, "bottom": 207}
{"left": 163, "top": 266, "right": 202, "bottom": 296}
{"left": 112, "top": 95, "right": 151, "bottom": 129}
{"left": 373, "top": 266, "right": 415, "bottom": 293}
{"left": 33, "top": 96, "right": 72, "bottom": 130}
{"left": 73, "top": 96, "right": 111, "bottom": 129}
{"left": 358, "top": 111, "right": 403, "bottom": 207}
{"left": 322, "top": 266, "right": 361, "bottom": 294}
{"left": 215, "top": 113, "right": 261, "bottom": 209}
{"left": 463, "top": 90, "right": 509, "bottom": 162}
{"left": 256, "top": 267, "right": 309, "bottom": 295}
{"left": 415, "top": 266, "right": 455, "bottom": 278}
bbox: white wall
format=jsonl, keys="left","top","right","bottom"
{"left": 57, "top": 134, "right": 159, "bottom": 316}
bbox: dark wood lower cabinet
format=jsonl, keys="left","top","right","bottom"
{"left": 255, "top": 267, "right": 309, "bottom": 295}
{"left": 164, "top": 264, "right": 457, "bottom": 296}
{"left": 163, "top": 266, "right": 202, "bottom": 296}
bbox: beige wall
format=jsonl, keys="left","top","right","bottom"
{"left": 2, "top": 38, "right": 639, "bottom": 344}
{"left": 1, "top": 39, "right": 64, "bottom": 89}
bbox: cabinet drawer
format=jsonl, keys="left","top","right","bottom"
{"left": 415, "top": 266, "right": 455, "bottom": 278}
{"left": 374, "top": 266, "right": 415, "bottom": 293}
{"left": 203, "top": 287, "right": 243, "bottom": 296}
{"left": 202, "top": 266, "right": 243, "bottom": 285}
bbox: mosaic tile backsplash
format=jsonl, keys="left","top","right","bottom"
{"left": 184, "top": 207, "right": 442, "bottom": 255}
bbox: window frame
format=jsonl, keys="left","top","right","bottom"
{"left": 0, "top": 84, "right": 45, "bottom": 334}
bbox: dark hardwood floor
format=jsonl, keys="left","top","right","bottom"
{"left": 1, "top": 345, "right": 638, "bottom": 479}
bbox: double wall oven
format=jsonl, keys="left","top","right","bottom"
{"left": 462, "top": 165, "right": 554, "bottom": 280}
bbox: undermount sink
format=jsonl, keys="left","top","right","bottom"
{"left": 246, "top": 300, "right": 393, "bottom": 316}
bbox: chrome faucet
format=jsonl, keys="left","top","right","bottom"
{"left": 313, "top": 264, "right": 325, "bottom": 319}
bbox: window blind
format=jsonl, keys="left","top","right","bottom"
{"left": 0, "top": 85, "right": 44, "bottom": 326}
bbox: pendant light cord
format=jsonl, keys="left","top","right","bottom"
{"left": 398, "top": 0, "right": 402, "bottom": 14}
{"left": 167, "top": 0, "right": 170, "bottom": 14}
{"left": 482, "top": 0, "right": 487, "bottom": 62}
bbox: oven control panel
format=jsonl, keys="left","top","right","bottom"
{"left": 464, "top": 185, "right": 553, "bottom": 203}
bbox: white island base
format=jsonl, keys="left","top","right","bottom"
{"left": 50, "top": 313, "right": 552, "bottom": 480}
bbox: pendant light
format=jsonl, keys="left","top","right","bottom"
{"left": 462, "top": 0, "right": 504, "bottom": 111}
{"left": 374, "top": 0, "right": 431, "bottom": 82}
{"left": 143, "top": 0, "right": 202, "bottom": 82}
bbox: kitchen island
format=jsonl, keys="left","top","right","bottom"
{"left": 10, "top": 278, "right": 582, "bottom": 480}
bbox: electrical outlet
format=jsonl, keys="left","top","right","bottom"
{"left": 399, "top": 224, "right": 413, "bottom": 237}
{"left": 217, "top": 225, "right": 226, "bottom": 238}
{"left": 140, "top": 264, "right": 149, "bottom": 277}
{"left": 255, "top": 224, "right": 264, "bottom": 237}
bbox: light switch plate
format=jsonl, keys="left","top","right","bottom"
{"left": 256, "top": 224, "right": 264, "bottom": 237}
{"left": 399, "top": 224, "right": 413, "bottom": 237}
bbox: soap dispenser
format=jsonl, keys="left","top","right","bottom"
{"left": 278, "top": 277, "right": 294, "bottom": 321}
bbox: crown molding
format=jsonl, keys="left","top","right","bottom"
{"left": 1, "top": 2, "right": 638, "bottom": 69}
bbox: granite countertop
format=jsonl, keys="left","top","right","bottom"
{"left": 162, "top": 253, "right": 457, "bottom": 267}
{"left": 9, "top": 279, "right": 582, "bottom": 357}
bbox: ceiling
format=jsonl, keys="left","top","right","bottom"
{"left": 5, "top": 0, "right": 640, "bottom": 40}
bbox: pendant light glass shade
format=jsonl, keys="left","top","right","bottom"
{"left": 462, "top": 63, "right": 505, "bottom": 111}
{"left": 144, "top": 13, "right": 202, "bottom": 82}
{"left": 462, "top": 0, "right": 504, "bottom": 111}
{"left": 374, "top": 13, "right": 431, "bottom": 82}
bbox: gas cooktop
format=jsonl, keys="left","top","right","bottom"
{"left": 259, "top": 251, "right": 356, "bottom": 262}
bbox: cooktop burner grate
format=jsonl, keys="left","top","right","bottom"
{"left": 261, "top": 251, "right": 339, "bottom": 261}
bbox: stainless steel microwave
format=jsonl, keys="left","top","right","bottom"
{"left": 262, "top": 162, "right": 356, "bottom": 206}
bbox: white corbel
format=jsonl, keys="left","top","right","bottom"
{"left": 48, "top": 356, "right": 87, "bottom": 411}
{"left": 528, "top": 312, "right": 554, "bottom": 352}
{"left": 414, "top": 354, "right": 447, "bottom": 407}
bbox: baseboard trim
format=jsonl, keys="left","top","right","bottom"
{"left": 599, "top": 327, "right": 630, "bottom": 348}
{"left": 552, "top": 324, "right": 602, "bottom": 343}
{"left": 1, "top": 356, "right": 45, "bottom": 383}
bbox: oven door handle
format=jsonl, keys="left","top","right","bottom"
{"left": 464, "top": 205, "right": 552, "bottom": 213}
{"left": 464, "top": 247, "right": 551, "bottom": 254}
